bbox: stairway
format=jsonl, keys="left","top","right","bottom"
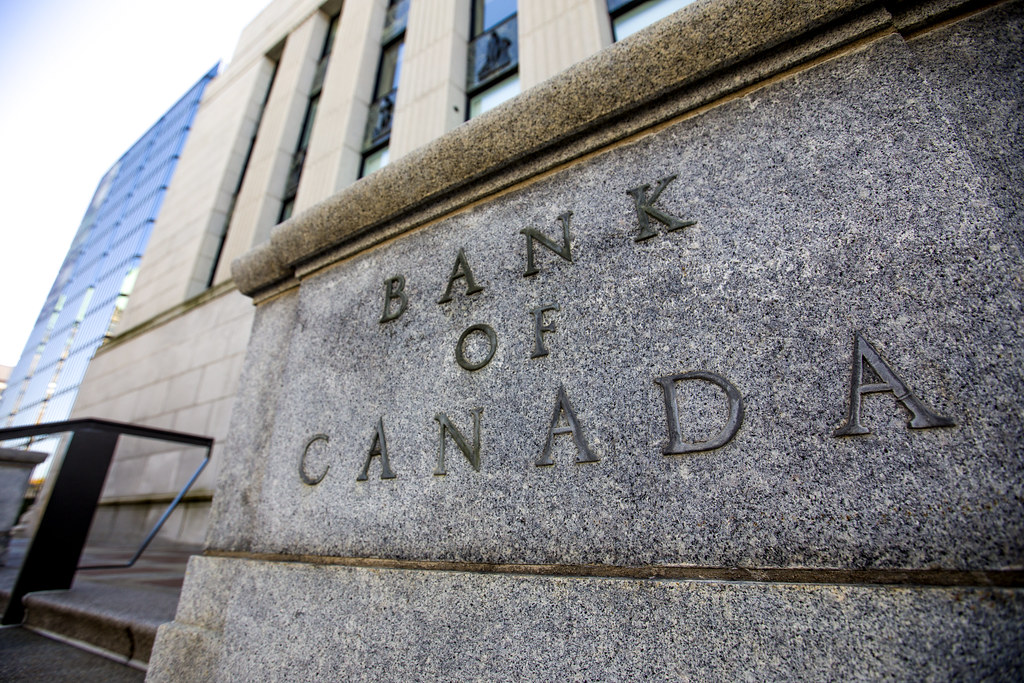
{"left": 0, "top": 538, "right": 197, "bottom": 679}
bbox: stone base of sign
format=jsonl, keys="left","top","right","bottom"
{"left": 150, "top": 555, "right": 1023, "bottom": 682}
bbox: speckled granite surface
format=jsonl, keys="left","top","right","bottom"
{"left": 156, "top": 1, "right": 1024, "bottom": 680}
{"left": 214, "top": 11, "right": 1022, "bottom": 572}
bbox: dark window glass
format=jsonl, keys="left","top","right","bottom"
{"left": 467, "top": 14, "right": 517, "bottom": 92}
{"left": 361, "top": 7, "right": 407, "bottom": 178}
{"left": 382, "top": 0, "right": 410, "bottom": 43}
{"left": 375, "top": 41, "right": 405, "bottom": 99}
{"left": 297, "top": 97, "right": 320, "bottom": 152}
{"left": 466, "top": 2, "right": 518, "bottom": 119}
{"left": 279, "top": 198, "right": 295, "bottom": 222}
{"left": 473, "top": 0, "right": 517, "bottom": 36}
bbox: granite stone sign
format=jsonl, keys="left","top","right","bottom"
{"left": 300, "top": 179, "right": 956, "bottom": 488}
{"left": 150, "top": 1, "right": 1024, "bottom": 679}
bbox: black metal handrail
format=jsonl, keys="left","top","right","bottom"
{"left": 0, "top": 418, "right": 213, "bottom": 624}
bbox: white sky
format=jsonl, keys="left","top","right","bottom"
{"left": 0, "top": 0, "right": 272, "bottom": 368}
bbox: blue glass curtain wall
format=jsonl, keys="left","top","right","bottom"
{"left": 0, "top": 66, "right": 217, "bottom": 436}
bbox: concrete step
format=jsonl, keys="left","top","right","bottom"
{"left": 21, "top": 580, "right": 180, "bottom": 667}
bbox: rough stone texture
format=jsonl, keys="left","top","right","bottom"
{"left": 0, "top": 449, "right": 45, "bottom": 566}
{"left": 156, "top": 3, "right": 1024, "bottom": 680}
{"left": 905, "top": 0, "right": 1024, "bottom": 257}
{"left": 150, "top": 555, "right": 1024, "bottom": 682}
{"left": 204, "top": 293, "right": 299, "bottom": 552}
{"left": 210, "top": 8, "right": 1024, "bottom": 572}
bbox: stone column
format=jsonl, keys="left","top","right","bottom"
{"left": 295, "top": 0, "right": 389, "bottom": 206}
{"left": 517, "top": 0, "right": 611, "bottom": 89}
{"left": 389, "top": 0, "right": 471, "bottom": 159}
{"left": 216, "top": 10, "right": 328, "bottom": 257}
{"left": 186, "top": 58, "right": 279, "bottom": 292}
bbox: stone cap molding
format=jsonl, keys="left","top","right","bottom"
{"left": 231, "top": 0, "right": 959, "bottom": 300}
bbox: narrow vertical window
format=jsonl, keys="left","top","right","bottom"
{"left": 205, "top": 59, "right": 279, "bottom": 288}
{"left": 360, "top": 0, "right": 409, "bottom": 177}
{"left": 466, "top": 0, "right": 519, "bottom": 119}
{"left": 279, "top": 14, "right": 340, "bottom": 222}
{"left": 607, "top": 0, "right": 693, "bottom": 41}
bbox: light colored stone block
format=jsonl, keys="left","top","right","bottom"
{"left": 172, "top": 403, "right": 214, "bottom": 437}
{"left": 389, "top": 0, "right": 470, "bottom": 158}
{"left": 519, "top": 0, "right": 611, "bottom": 88}
{"left": 217, "top": 10, "right": 329, "bottom": 266}
{"left": 120, "top": 2, "right": 1024, "bottom": 679}
{"left": 163, "top": 369, "right": 203, "bottom": 414}
{"left": 213, "top": 25, "right": 1024, "bottom": 572}
{"left": 0, "top": 449, "right": 45, "bottom": 564}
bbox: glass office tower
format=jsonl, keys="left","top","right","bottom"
{"left": 0, "top": 67, "right": 217, "bottom": 459}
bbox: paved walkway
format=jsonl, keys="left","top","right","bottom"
{"left": 74, "top": 541, "right": 199, "bottom": 590}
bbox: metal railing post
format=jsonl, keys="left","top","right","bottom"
{"left": 2, "top": 426, "right": 118, "bottom": 624}
{"left": 0, "top": 419, "right": 214, "bottom": 625}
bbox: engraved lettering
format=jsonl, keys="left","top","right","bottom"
{"left": 655, "top": 371, "right": 744, "bottom": 454}
{"left": 521, "top": 211, "right": 573, "bottom": 276}
{"left": 455, "top": 323, "right": 497, "bottom": 371}
{"left": 626, "top": 174, "right": 696, "bottom": 242}
{"left": 299, "top": 433, "right": 330, "bottom": 485}
{"left": 379, "top": 275, "right": 408, "bottom": 323}
{"left": 833, "top": 331, "right": 955, "bottom": 436}
{"left": 356, "top": 418, "right": 397, "bottom": 480}
{"left": 536, "top": 385, "right": 599, "bottom": 466}
{"left": 530, "top": 304, "right": 559, "bottom": 358}
{"left": 434, "top": 408, "right": 483, "bottom": 475}
{"left": 437, "top": 248, "right": 484, "bottom": 303}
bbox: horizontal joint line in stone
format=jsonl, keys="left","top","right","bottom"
{"left": 203, "top": 551, "right": 1024, "bottom": 589}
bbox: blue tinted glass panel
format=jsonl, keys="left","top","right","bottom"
{"left": 75, "top": 314, "right": 109, "bottom": 348}
{"left": 1, "top": 67, "right": 215, "bottom": 433}
{"left": 612, "top": 0, "right": 693, "bottom": 40}
{"left": 42, "top": 390, "right": 77, "bottom": 423}
{"left": 21, "top": 370, "right": 53, "bottom": 408}
{"left": 475, "top": 0, "right": 517, "bottom": 34}
{"left": 8, "top": 408, "right": 41, "bottom": 428}
{"left": 91, "top": 269, "right": 123, "bottom": 305}
{"left": 35, "top": 331, "right": 71, "bottom": 371}
{"left": 52, "top": 347, "right": 94, "bottom": 395}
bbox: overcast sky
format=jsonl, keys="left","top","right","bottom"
{"left": 0, "top": 0, "right": 271, "bottom": 368}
